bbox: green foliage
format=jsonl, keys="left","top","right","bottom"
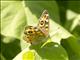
{"left": 1, "top": 1, "right": 80, "bottom": 60}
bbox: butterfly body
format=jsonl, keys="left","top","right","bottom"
{"left": 23, "top": 10, "right": 49, "bottom": 45}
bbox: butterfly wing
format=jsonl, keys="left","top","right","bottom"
{"left": 38, "top": 10, "right": 49, "bottom": 37}
{"left": 23, "top": 26, "right": 45, "bottom": 44}
{"left": 23, "top": 26, "right": 36, "bottom": 44}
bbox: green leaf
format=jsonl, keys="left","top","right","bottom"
{"left": 61, "top": 36, "right": 80, "bottom": 60}
{"left": 1, "top": 34, "right": 21, "bottom": 60}
{"left": 13, "top": 41, "right": 68, "bottom": 60}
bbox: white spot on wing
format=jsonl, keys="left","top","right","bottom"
{"left": 46, "top": 14, "right": 49, "bottom": 16}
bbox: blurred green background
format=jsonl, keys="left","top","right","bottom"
{"left": 1, "top": 0, "right": 80, "bottom": 60}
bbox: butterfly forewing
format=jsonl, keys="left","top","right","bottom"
{"left": 38, "top": 10, "right": 49, "bottom": 37}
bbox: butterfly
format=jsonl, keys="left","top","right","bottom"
{"left": 23, "top": 10, "right": 49, "bottom": 45}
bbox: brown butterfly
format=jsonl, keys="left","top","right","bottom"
{"left": 23, "top": 10, "right": 49, "bottom": 45}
